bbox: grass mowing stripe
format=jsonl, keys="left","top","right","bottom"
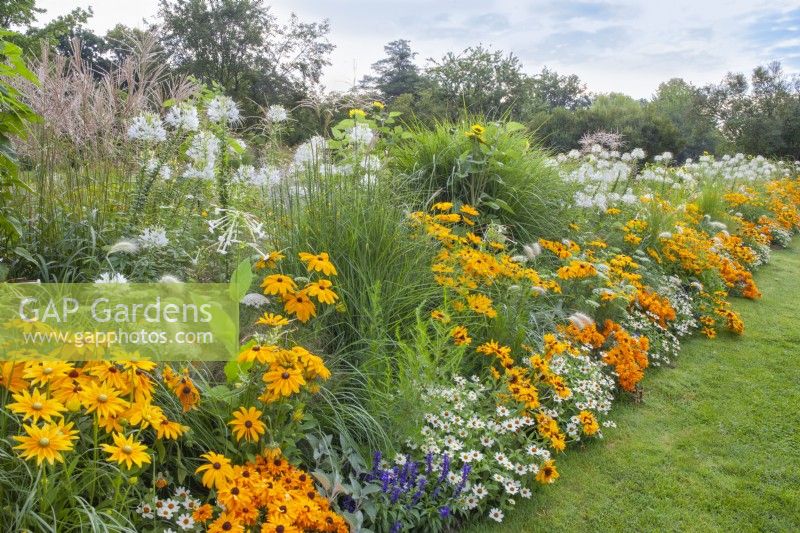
{"left": 472, "top": 241, "right": 800, "bottom": 532}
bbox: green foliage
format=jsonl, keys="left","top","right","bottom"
{"left": 0, "top": 30, "right": 38, "bottom": 256}
{"left": 159, "top": 0, "right": 333, "bottom": 113}
{"left": 0, "top": 0, "right": 42, "bottom": 29}
{"left": 523, "top": 67, "right": 592, "bottom": 113}
{"left": 271, "top": 165, "right": 440, "bottom": 356}
{"left": 360, "top": 39, "right": 422, "bottom": 100}
{"left": 649, "top": 78, "right": 722, "bottom": 159}
{"left": 390, "top": 117, "right": 573, "bottom": 240}
{"left": 423, "top": 45, "right": 529, "bottom": 120}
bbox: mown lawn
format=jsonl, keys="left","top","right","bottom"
{"left": 472, "top": 241, "right": 800, "bottom": 532}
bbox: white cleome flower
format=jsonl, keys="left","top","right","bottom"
{"left": 138, "top": 226, "right": 169, "bottom": 249}
{"left": 184, "top": 131, "right": 220, "bottom": 180}
{"left": 94, "top": 272, "right": 129, "bottom": 284}
{"left": 349, "top": 123, "right": 375, "bottom": 145}
{"left": 293, "top": 135, "right": 328, "bottom": 166}
{"left": 128, "top": 113, "right": 166, "bottom": 143}
{"left": 165, "top": 105, "right": 200, "bottom": 131}
{"left": 265, "top": 104, "right": 288, "bottom": 122}
{"left": 207, "top": 95, "right": 240, "bottom": 124}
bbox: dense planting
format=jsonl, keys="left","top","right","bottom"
{"left": 1, "top": 29, "right": 800, "bottom": 533}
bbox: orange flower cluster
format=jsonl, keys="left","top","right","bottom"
{"left": 601, "top": 321, "right": 650, "bottom": 392}
{"left": 559, "top": 322, "right": 605, "bottom": 349}
{"left": 635, "top": 289, "right": 677, "bottom": 327}
{"left": 194, "top": 451, "right": 348, "bottom": 532}
{"left": 715, "top": 232, "right": 758, "bottom": 267}
{"left": 163, "top": 365, "right": 201, "bottom": 412}
{"left": 718, "top": 256, "right": 761, "bottom": 299}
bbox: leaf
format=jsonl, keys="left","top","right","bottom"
{"left": 227, "top": 137, "right": 246, "bottom": 154}
{"left": 13, "top": 246, "right": 35, "bottom": 264}
{"left": 229, "top": 258, "right": 253, "bottom": 302}
{"left": 223, "top": 359, "right": 251, "bottom": 383}
{"left": 312, "top": 470, "right": 332, "bottom": 493}
{"left": 492, "top": 197, "right": 516, "bottom": 214}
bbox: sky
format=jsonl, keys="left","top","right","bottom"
{"left": 34, "top": 0, "right": 800, "bottom": 99}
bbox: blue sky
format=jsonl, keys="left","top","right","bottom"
{"left": 37, "top": 0, "right": 800, "bottom": 98}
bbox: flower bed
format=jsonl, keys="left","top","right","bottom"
{"left": 2, "top": 92, "right": 800, "bottom": 532}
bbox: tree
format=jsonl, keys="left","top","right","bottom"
{"left": 159, "top": 0, "right": 333, "bottom": 109}
{"left": 423, "top": 45, "right": 528, "bottom": 120}
{"left": 104, "top": 24, "right": 160, "bottom": 65}
{"left": 702, "top": 62, "right": 800, "bottom": 158}
{"left": 10, "top": 6, "right": 95, "bottom": 58}
{"left": 526, "top": 67, "right": 591, "bottom": 111}
{"left": 0, "top": 0, "right": 42, "bottom": 29}
{"left": 360, "top": 39, "right": 421, "bottom": 99}
{"left": 532, "top": 93, "right": 684, "bottom": 156}
{"left": 649, "top": 78, "right": 721, "bottom": 160}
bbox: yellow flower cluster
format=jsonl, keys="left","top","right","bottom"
{"left": 539, "top": 238, "right": 580, "bottom": 259}
{"left": 3, "top": 359, "right": 188, "bottom": 468}
{"left": 659, "top": 226, "right": 761, "bottom": 300}
{"left": 622, "top": 218, "right": 648, "bottom": 246}
{"left": 556, "top": 260, "right": 598, "bottom": 280}
{"left": 260, "top": 250, "right": 339, "bottom": 323}
{"left": 238, "top": 344, "right": 331, "bottom": 403}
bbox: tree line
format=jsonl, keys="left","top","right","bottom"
{"left": 3, "top": 0, "right": 799, "bottom": 159}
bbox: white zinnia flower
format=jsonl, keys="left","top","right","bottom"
{"left": 489, "top": 508, "right": 504, "bottom": 522}
{"left": 176, "top": 513, "right": 195, "bottom": 531}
